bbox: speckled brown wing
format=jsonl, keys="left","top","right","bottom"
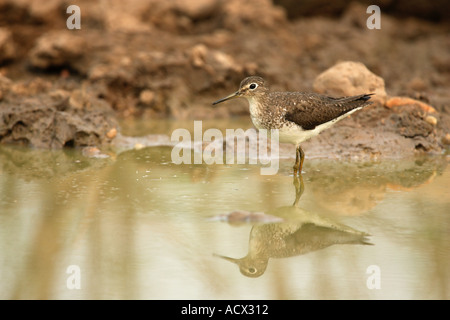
{"left": 282, "top": 93, "right": 373, "bottom": 130}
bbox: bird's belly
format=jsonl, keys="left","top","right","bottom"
{"left": 279, "top": 120, "right": 338, "bottom": 145}
{"left": 278, "top": 124, "right": 314, "bottom": 145}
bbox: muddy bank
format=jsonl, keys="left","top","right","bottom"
{"left": 0, "top": 75, "right": 118, "bottom": 148}
{"left": 0, "top": 0, "right": 449, "bottom": 157}
{"left": 302, "top": 102, "right": 448, "bottom": 160}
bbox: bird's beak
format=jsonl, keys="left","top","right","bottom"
{"left": 213, "top": 253, "right": 240, "bottom": 265}
{"left": 212, "top": 91, "right": 240, "bottom": 105}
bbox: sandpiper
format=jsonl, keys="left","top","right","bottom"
{"left": 213, "top": 76, "right": 373, "bottom": 175}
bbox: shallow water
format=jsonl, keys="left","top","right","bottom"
{"left": 0, "top": 120, "right": 449, "bottom": 300}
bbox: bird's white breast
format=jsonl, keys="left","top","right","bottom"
{"left": 247, "top": 97, "right": 265, "bottom": 129}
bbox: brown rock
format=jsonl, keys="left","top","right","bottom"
{"left": 174, "top": 0, "right": 219, "bottom": 20}
{"left": 81, "top": 146, "right": 109, "bottom": 158}
{"left": 10, "top": 77, "right": 52, "bottom": 96}
{"left": 189, "top": 44, "right": 208, "bottom": 68}
{"left": 139, "top": 90, "right": 155, "bottom": 105}
{"left": 407, "top": 77, "right": 428, "bottom": 91}
{"left": 187, "top": 44, "right": 242, "bottom": 92}
{"left": 189, "top": 44, "right": 238, "bottom": 72}
{"left": 28, "top": 31, "right": 86, "bottom": 69}
{"left": 390, "top": 106, "right": 435, "bottom": 140}
{"left": 313, "top": 61, "right": 387, "bottom": 105}
{"left": 49, "top": 89, "right": 71, "bottom": 101}
{"left": 105, "top": 10, "right": 152, "bottom": 33}
{"left": 0, "top": 78, "right": 117, "bottom": 149}
{"left": 0, "top": 74, "right": 12, "bottom": 100}
{"left": 0, "top": 28, "right": 15, "bottom": 63}
{"left": 27, "top": 0, "right": 62, "bottom": 24}
{"left": 442, "top": 133, "right": 450, "bottom": 145}
{"left": 222, "top": 0, "right": 287, "bottom": 30}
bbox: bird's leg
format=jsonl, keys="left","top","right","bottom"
{"left": 298, "top": 146, "right": 305, "bottom": 173}
{"left": 292, "top": 174, "right": 305, "bottom": 207}
{"left": 293, "top": 146, "right": 299, "bottom": 175}
{"left": 293, "top": 145, "right": 305, "bottom": 175}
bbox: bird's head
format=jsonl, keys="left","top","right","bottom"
{"left": 214, "top": 253, "right": 268, "bottom": 278}
{"left": 212, "top": 76, "right": 268, "bottom": 105}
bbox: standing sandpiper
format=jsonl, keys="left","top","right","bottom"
{"left": 212, "top": 76, "right": 373, "bottom": 175}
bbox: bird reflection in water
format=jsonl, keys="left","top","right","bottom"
{"left": 214, "top": 176, "right": 373, "bottom": 278}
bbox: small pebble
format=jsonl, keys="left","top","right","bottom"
{"left": 82, "top": 146, "right": 109, "bottom": 159}
{"left": 139, "top": 89, "right": 155, "bottom": 105}
{"left": 134, "top": 143, "right": 145, "bottom": 150}
{"left": 442, "top": 133, "right": 450, "bottom": 145}
{"left": 106, "top": 127, "right": 117, "bottom": 139}
{"left": 425, "top": 115, "right": 437, "bottom": 126}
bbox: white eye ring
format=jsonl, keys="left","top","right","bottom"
{"left": 249, "top": 83, "right": 258, "bottom": 90}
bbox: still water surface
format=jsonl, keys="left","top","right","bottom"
{"left": 0, "top": 119, "right": 449, "bottom": 299}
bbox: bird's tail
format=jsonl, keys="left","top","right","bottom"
{"left": 332, "top": 93, "right": 374, "bottom": 110}
{"left": 343, "top": 93, "right": 374, "bottom": 103}
{"left": 355, "top": 93, "right": 374, "bottom": 102}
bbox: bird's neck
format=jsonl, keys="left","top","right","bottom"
{"left": 247, "top": 96, "right": 262, "bottom": 114}
{"left": 246, "top": 96, "right": 265, "bottom": 129}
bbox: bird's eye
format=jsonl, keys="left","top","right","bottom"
{"left": 249, "top": 83, "right": 258, "bottom": 90}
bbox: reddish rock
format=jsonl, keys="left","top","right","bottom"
{"left": 385, "top": 97, "right": 437, "bottom": 113}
